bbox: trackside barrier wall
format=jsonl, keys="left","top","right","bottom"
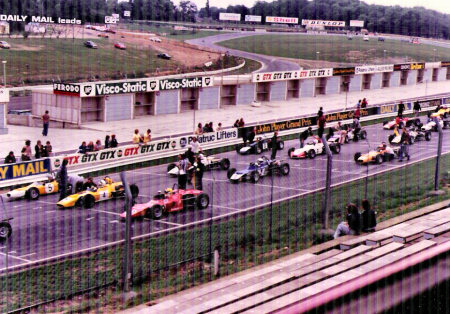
{"left": 0, "top": 159, "right": 50, "bottom": 182}
{"left": 1, "top": 94, "right": 447, "bottom": 189}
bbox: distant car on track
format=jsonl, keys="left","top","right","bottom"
{"left": 378, "top": 37, "right": 385, "bottom": 41}
{"left": 388, "top": 127, "right": 431, "bottom": 145}
{"left": 149, "top": 37, "right": 162, "bottom": 42}
{"left": 421, "top": 117, "right": 448, "bottom": 132}
{"left": 431, "top": 106, "right": 449, "bottom": 119}
{"left": 167, "top": 154, "right": 230, "bottom": 177}
{"left": 0, "top": 41, "right": 11, "bottom": 49}
{"left": 354, "top": 144, "right": 399, "bottom": 165}
{"left": 157, "top": 53, "right": 171, "bottom": 60}
{"left": 383, "top": 117, "right": 420, "bottom": 130}
{"left": 84, "top": 41, "right": 98, "bottom": 49}
{"left": 227, "top": 156, "right": 289, "bottom": 184}
{"left": 120, "top": 185, "right": 209, "bottom": 220}
{"left": 105, "top": 29, "right": 116, "bottom": 34}
{"left": 288, "top": 137, "right": 340, "bottom": 159}
{"left": 236, "top": 136, "right": 284, "bottom": 155}
{"left": 114, "top": 42, "right": 126, "bottom": 50}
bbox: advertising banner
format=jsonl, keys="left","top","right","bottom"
{"left": 425, "top": 62, "right": 441, "bottom": 69}
{"left": 379, "top": 103, "right": 412, "bottom": 114}
{"left": 325, "top": 107, "right": 378, "bottom": 123}
{"left": 0, "top": 159, "right": 50, "bottom": 182}
{"left": 443, "top": 98, "right": 450, "bottom": 105}
{"left": 0, "top": 88, "right": 9, "bottom": 102}
{"left": 355, "top": 64, "right": 394, "bottom": 75}
{"left": 417, "top": 98, "right": 442, "bottom": 108}
{"left": 252, "top": 71, "right": 300, "bottom": 83}
{"left": 219, "top": 13, "right": 241, "bottom": 21}
{"left": 52, "top": 129, "right": 238, "bottom": 169}
{"left": 301, "top": 19, "right": 345, "bottom": 27}
{"left": 350, "top": 20, "right": 364, "bottom": 27}
{"left": 53, "top": 83, "right": 80, "bottom": 96}
{"left": 105, "top": 16, "right": 117, "bottom": 24}
{"left": 158, "top": 77, "right": 213, "bottom": 90}
{"left": 298, "top": 68, "right": 333, "bottom": 79}
{"left": 245, "top": 15, "right": 262, "bottom": 22}
{"left": 441, "top": 61, "right": 450, "bottom": 67}
{"left": 394, "top": 63, "right": 425, "bottom": 71}
{"left": 91, "top": 80, "right": 151, "bottom": 96}
{"left": 124, "top": 11, "right": 131, "bottom": 17}
{"left": 266, "top": 16, "right": 298, "bottom": 24}
{"left": 333, "top": 67, "right": 356, "bottom": 76}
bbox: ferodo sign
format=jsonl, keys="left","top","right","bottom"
{"left": 394, "top": 63, "right": 425, "bottom": 71}
{"left": 159, "top": 77, "right": 213, "bottom": 90}
{"left": 53, "top": 83, "right": 80, "bottom": 96}
{"left": 0, "top": 159, "right": 50, "bottom": 181}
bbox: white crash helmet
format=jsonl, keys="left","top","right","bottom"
{"left": 257, "top": 158, "right": 264, "bottom": 164}
{"left": 98, "top": 179, "right": 106, "bottom": 187}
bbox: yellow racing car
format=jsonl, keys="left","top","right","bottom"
{"left": 431, "top": 106, "right": 449, "bottom": 119}
{"left": 56, "top": 179, "right": 139, "bottom": 209}
{"left": 2, "top": 175, "right": 71, "bottom": 201}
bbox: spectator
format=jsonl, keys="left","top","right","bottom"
{"left": 413, "top": 101, "right": 421, "bottom": 117}
{"left": 110, "top": 134, "right": 118, "bottom": 148}
{"left": 202, "top": 123, "right": 209, "bottom": 133}
{"left": 217, "top": 123, "right": 223, "bottom": 131}
{"left": 398, "top": 101, "right": 405, "bottom": 116}
{"left": 68, "top": 174, "right": 85, "bottom": 194}
{"left": 23, "top": 140, "right": 32, "bottom": 160}
{"left": 318, "top": 107, "right": 324, "bottom": 117}
{"left": 233, "top": 120, "right": 240, "bottom": 128}
{"left": 426, "top": 112, "right": 433, "bottom": 124}
{"left": 86, "top": 141, "right": 94, "bottom": 152}
{"left": 58, "top": 159, "right": 68, "bottom": 201}
{"left": 317, "top": 114, "right": 326, "bottom": 139}
{"left": 209, "top": 122, "right": 214, "bottom": 132}
{"left": 238, "top": 118, "right": 245, "bottom": 127}
{"left": 143, "top": 129, "right": 151, "bottom": 144}
{"left": 248, "top": 127, "right": 256, "bottom": 144}
{"left": 132, "top": 129, "right": 142, "bottom": 144}
{"left": 42, "top": 110, "right": 50, "bottom": 136}
{"left": 299, "top": 127, "right": 313, "bottom": 148}
{"left": 193, "top": 155, "right": 205, "bottom": 191}
{"left": 398, "top": 127, "right": 410, "bottom": 162}
{"left": 191, "top": 137, "right": 201, "bottom": 153}
{"left": 361, "top": 199, "right": 377, "bottom": 232}
{"left": 78, "top": 141, "right": 87, "bottom": 154}
{"left": 21, "top": 148, "right": 30, "bottom": 161}
{"left": 361, "top": 98, "right": 368, "bottom": 108}
{"left": 82, "top": 177, "right": 97, "bottom": 191}
{"left": 45, "top": 141, "right": 53, "bottom": 157}
{"left": 352, "top": 117, "right": 361, "bottom": 135}
{"left": 271, "top": 131, "right": 278, "bottom": 160}
{"left": 356, "top": 100, "right": 361, "bottom": 108}
{"left": 94, "top": 140, "right": 102, "bottom": 151}
{"left": 185, "top": 146, "right": 195, "bottom": 164}
{"left": 354, "top": 107, "right": 361, "bottom": 120}
{"left": 104, "top": 135, "right": 110, "bottom": 149}
{"left": 334, "top": 203, "right": 361, "bottom": 239}
{"left": 195, "top": 123, "right": 203, "bottom": 135}
{"left": 4, "top": 151, "right": 16, "bottom": 164}
{"left": 177, "top": 154, "right": 189, "bottom": 190}
{"left": 335, "top": 122, "right": 347, "bottom": 144}
{"left": 35, "top": 140, "right": 44, "bottom": 159}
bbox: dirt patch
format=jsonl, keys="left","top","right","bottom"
{"left": 11, "top": 44, "right": 44, "bottom": 51}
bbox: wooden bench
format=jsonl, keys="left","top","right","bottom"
{"left": 424, "top": 222, "right": 450, "bottom": 240}
{"left": 393, "top": 220, "right": 450, "bottom": 243}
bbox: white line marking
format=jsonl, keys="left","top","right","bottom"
{"left": 212, "top": 205, "right": 240, "bottom": 211}
{"left": 8, "top": 251, "right": 16, "bottom": 254}
{"left": 86, "top": 217, "right": 95, "bottom": 221}
{"left": 0, "top": 246, "right": 5, "bottom": 249}
{"left": 91, "top": 209, "right": 122, "bottom": 217}
{"left": 46, "top": 210, "right": 56, "bottom": 214}
{"left": 18, "top": 252, "right": 36, "bottom": 258}
{"left": 37, "top": 200, "right": 55, "bottom": 205}
{"left": 110, "top": 220, "right": 119, "bottom": 224}
{"left": 157, "top": 220, "right": 183, "bottom": 226}
{"left": 0, "top": 252, "right": 31, "bottom": 262}
{"left": 255, "top": 183, "right": 311, "bottom": 192}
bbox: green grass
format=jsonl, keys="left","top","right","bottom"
{"left": 0, "top": 38, "right": 179, "bottom": 85}
{"left": 226, "top": 57, "right": 262, "bottom": 75}
{"left": 123, "top": 23, "right": 224, "bottom": 41}
{"left": 1, "top": 152, "right": 448, "bottom": 312}
{"left": 218, "top": 35, "right": 450, "bottom": 65}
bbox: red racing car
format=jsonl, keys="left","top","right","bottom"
{"left": 120, "top": 185, "right": 209, "bottom": 220}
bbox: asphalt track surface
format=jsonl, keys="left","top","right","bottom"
{"left": 1, "top": 119, "right": 449, "bottom": 271}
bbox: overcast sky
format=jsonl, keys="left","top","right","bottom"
{"left": 173, "top": 0, "right": 450, "bottom": 14}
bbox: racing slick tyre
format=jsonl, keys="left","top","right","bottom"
{"left": 354, "top": 152, "right": 362, "bottom": 162}
{"left": 25, "top": 187, "right": 40, "bottom": 200}
{"left": 376, "top": 154, "right": 383, "bottom": 164}
{"left": 360, "top": 130, "right": 367, "bottom": 140}
{"left": 425, "top": 131, "right": 432, "bottom": 141}
{"left": 256, "top": 145, "right": 262, "bottom": 154}
{"left": 277, "top": 141, "right": 285, "bottom": 150}
{"left": 280, "top": 163, "right": 290, "bottom": 176}
{"left": 220, "top": 158, "right": 230, "bottom": 170}
{"left": 308, "top": 149, "right": 316, "bottom": 159}
{"left": 287, "top": 147, "right": 295, "bottom": 158}
{"left": 151, "top": 205, "right": 164, "bottom": 220}
{"left": 0, "top": 222, "right": 12, "bottom": 240}
{"left": 405, "top": 120, "right": 413, "bottom": 127}
{"left": 251, "top": 171, "right": 260, "bottom": 183}
{"left": 235, "top": 143, "right": 244, "bottom": 154}
{"left": 331, "top": 144, "right": 341, "bottom": 154}
{"left": 75, "top": 197, "right": 84, "bottom": 208}
{"left": 196, "top": 193, "right": 210, "bottom": 209}
{"left": 130, "top": 184, "right": 139, "bottom": 199}
{"left": 227, "top": 168, "right": 237, "bottom": 180}
{"left": 82, "top": 194, "right": 96, "bottom": 209}
{"left": 167, "top": 163, "right": 177, "bottom": 177}
{"left": 388, "top": 134, "right": 396, "bottom": 144}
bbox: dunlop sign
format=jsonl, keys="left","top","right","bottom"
{"left": 252, "top": 71, "right": 300, "bottom": 83}
{"left": 159, "top": 77, "right": 213, "bottom": 90}
{"left": 0, "top": 159, "right": 50, "bottom": 181}
{"left": 301, "top": 19, "right": 345, "bottom": 27}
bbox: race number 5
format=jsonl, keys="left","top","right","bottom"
{"left": 45, "top": 184, "right": 53, "bottom": 193}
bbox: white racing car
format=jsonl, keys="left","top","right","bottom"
{"left": 288, "top": 137, "right": 340, "bottom": 159}
{"left": 421, "top": 118, "right": 448, "bottom": 132}
{"left": 388, "top": 127, "right": 431, "bottom": 145}
{"left": 167, "top": 154, "right": 230, "bottom": 177}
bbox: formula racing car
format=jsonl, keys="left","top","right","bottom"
{"left": 383, "top": 117, "right": 420, "bottom": 130}
{"left": 421, "top": 117, "right": 449, "bottom": 132}
{"left": 354, "top": 144, "right": 399, "bottom": 165}
{"left": 431, "top": 106, "right": 449, "bottom": 119}
{"left": 57, "top": 178, "right": 139, "bottom": 209}
{"left": 236, "top": 136, "right": 284, "bottom": 155}
{"left": 120, "top": 184, "right": 209, "bottom": 220}
{"left": 2, "top": 175, "right": 72, "bottom": 201}
{"left": 227, "top": 156, "right": 290, "bottom": 183}
{"left": 167, "top": 154, "right": 230, "bottom": 177}
{"left": 388, "top": 127, "right": 431, "bottom": 145}
{"left": 288, "top": 137, "right": 340, "bottom": 159}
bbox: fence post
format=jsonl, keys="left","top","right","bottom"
{"left": 321, "top": 136, "right": 333, "bottom": 230}
{"left": 120, "top": 172, "right": 133, "bottom": 294}
{"left": 432, "top": 118, "right": 444, "bottom": 194}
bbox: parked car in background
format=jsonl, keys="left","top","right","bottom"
{"left": 105, "top": 29, "right": 116, "bottom": 34}
{"left": 157, "top": 53, "right": 171, "bottom": 60}
{"left": 114, "top": 42, "right": 126, "bottom": 50}
{"left": 98, "top": 33, "right": 109, "bottom": 38}
{"left": 0, "top": 41, "right": 11, "bottom": 49}
{"left": 149, "top": 37, "right": 162, "bottom": 42}
{"left": 84, "top": 41, "right": 98, "bottom": 49}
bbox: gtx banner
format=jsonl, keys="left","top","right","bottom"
{"left": 298, "top": 68, "right": 333, "bottom": 79}
{"left": 252, "top": 71, "right": 300, "bottom": 82}
{"left": 219, "top": 13, "right": 241, "bottom": 21}
{"left": 301, "top": 19, "right": 345, "bottom": 27}
{"left": 245, "top": 15, "right": 262, "bottom": 22}
{"left": 51, "top": 129, "right": 238, "bottom": 169}
{"left": 266, "top": 16, "right": 298, "bottom": 24}
{"left": 53, "top": 83, "right": 80, "bottom": 96}
{"left": 0, "top": 159, "right": 50, "bottom": 182}
{"left": 355, "top": 64, "right": 394, "bottom": 75}
{"left": 350, "top": 20, "right": 364, "bottom": 27}
{"left": 159, "top": 77, "right": 213, "bottom": 90}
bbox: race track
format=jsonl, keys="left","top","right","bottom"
{"left": 1, "top": 119, "right": 449, "bottom": 271}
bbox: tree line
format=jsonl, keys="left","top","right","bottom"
{"left": 0, "top": 0, "right": 448, "bottom": 39}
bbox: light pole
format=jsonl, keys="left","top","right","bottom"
{"left": 383, "top": 50, "right": 387, "bottom": 63}
{"left": 2, "top": 61, "right": 6, "bottom": 87}
{"left": 316, "top": 51, "right": 320, "bottom": 62}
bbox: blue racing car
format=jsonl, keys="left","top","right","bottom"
{"left": 227, "top": 156, "right": 290, "bottom": 184}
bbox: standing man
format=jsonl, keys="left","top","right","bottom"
{"left": 58, "top": 159, "right": 68, "bottom": 201}
{"left": 317, "top": 114, "right": 326, "bottom": 139}
{"left": 299, "top": 127, "right": 312, "bottom": 148}
{"left": 271, "top": 131, "right": 278, "bottom": 160}
{"left": 413, "top": 101, "right": 421, "bottom": 117}
{"left": 398, "top": 101, "right": 405, "bottom": 117}
{"left": 193, "top": 155, "right": 205, "bottom": 191}
{"left": 317, "top": 107, "right": 323, "bottom": 118}
{"left": 177, "top": 154, "right": 189, "bottom": 190}
{"left": 42, "top": 110, "right": 50, "bottom": 136}
{"left": 398, "top": 128, "right": 410, "bottom": 162}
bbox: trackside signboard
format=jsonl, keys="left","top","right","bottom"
{"left": 301, "top": 19, "right": 345, "bottom": 27}
{"left": 252, "top": 71, "right": 300, "bottom": 83}
{"left": 355, "top": 64, "right": 394, "bottom": 75}
{"left": 0, "top": 159, "right": 50, "bottom": 181}
{"left": 245, "top": 15, "right": 261, "bottom": 22}
{"left": 219, "top": 13, "right": 241, "bottom": 21}
{"left": 299, "top": 68, "right": 333, "bottom": 78}
{"left": 51, "top": 129, "right": 237, "bottom": 169}
{"left": 266, "top": 16, "right": 298, "bottom": 24}
{"left": 53, "top": 83, "right": 81, "bottom": 96}
{"left": 0, "top": 88, "right": 9, "bottom": 102}
{"left": 158, "top": 77, "right": 213, "bottom": 90}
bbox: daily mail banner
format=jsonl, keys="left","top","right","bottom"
{"left": 51, "top": 129, "right": 238, "bottom": 169}
{"left": 0, "top": 159, "right": 50, "bottom": 182}
{"left": 298, "top": 68, "right": 333, "bottom": 79}
{"left": 266, "top": 16, "right": 298, "bottom": 24}
{"left": 355, "top": 64, "right": 394, "bottom": 75}
{"left": 219, "top": 13, "right": 241, "bottom": 21}
{"left": 245, "top": 15, "right": 262, "bottom": 22}
{"left": 252, "top": 71, "right": 300, "bottom": 83}
{"left": 301, "top": 19, "right": 345, "bottom": 27}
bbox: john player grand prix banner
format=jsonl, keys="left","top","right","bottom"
{"left": 51, "top": 129, "right": 238, "bottom": 169}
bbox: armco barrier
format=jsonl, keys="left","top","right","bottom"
{"left": 0, "top": 94, "right": 448, "bottom": 189}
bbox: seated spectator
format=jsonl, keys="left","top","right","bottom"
{"left": 143, "top": 129, "right": 151, "bottom": 144}
{"left": 209, "top": 122, "right": 214, "bottom": 132}
{"left": 78, "top": 141, "right": 87, "bottom": 154}
{"left": 104, "top": 135, "right": 110, "bottom": 149}
{"left": 233, "top": 119, "right": 240, "bottom": 128}
{"left": 45, "top": 141, "right": 53, "bottom": 157}
{"left": 23, "top": 140, "right": 32, "bottom": 160}
{"left": 86, "top": 141, "right": 94, "bottom": 152}
{"left": 110, "top": 134, "right": 118, "bottom": 148}
{"left": 361, "top": 98, "right": 368, "bottom": 108}
{"left": 35, "top": 140, "right": 44, "bottom": 159}
{"left": 21, "top": 148, "right": 30, "bottom": 161}
{"left": 217, "top": 122, "right": 223, "bottom": 131}
{"left": 132, "top": 129, "right": 142, "bottom": 144}
{"left": 334, "top": 203, "right": 361, "bottom": 239}
{"left": 94, "top": 140, "right": 102, "bottom": 151}
{"left": 202, "top": 123, "right": 209, "bottom": 133}
{"left": 361, "top": 199, "right": 377, "bottom": 232}
{"left": 4, "top": 151, "right": 16, "bottom": 164}
{"left": 195, "top": 123, "right": 203, "bottom": 135}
